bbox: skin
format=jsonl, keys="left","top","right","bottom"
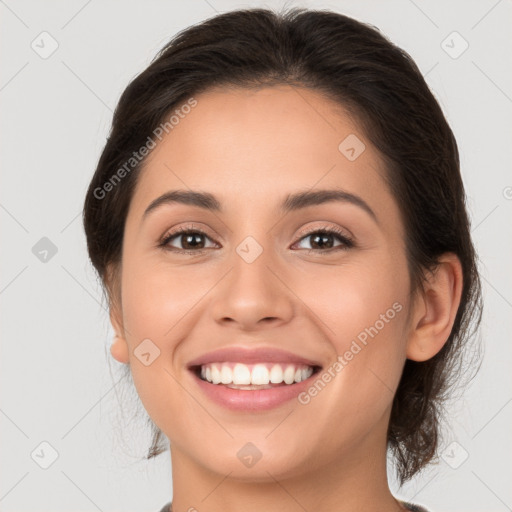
{"left": 109, "top": 85, "right": 463, "bottom": 512}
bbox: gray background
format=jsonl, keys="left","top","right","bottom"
{"left": 1, "top": 0, "right": 511, "bottom": 511}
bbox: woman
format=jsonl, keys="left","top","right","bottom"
{"left": 83, "top": 7, "right": 482, "bottom": 512}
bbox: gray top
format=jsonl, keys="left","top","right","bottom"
{"left": 158, "top": 499, "right": 430, "bottom": 511}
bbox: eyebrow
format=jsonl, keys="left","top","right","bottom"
{"left": 142, "top": 188, "right": 378, "bottom": 223}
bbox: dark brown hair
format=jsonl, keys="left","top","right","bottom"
{"left": 83, "top": 7, "right": 483, "bottom": 486}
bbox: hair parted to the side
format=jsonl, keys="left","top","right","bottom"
{"left": 83, "top": 7, "right": 483, "bottom": 486}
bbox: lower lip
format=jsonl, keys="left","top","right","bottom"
{"left": 190, "top": 370, "right": 319, "bottom": 411}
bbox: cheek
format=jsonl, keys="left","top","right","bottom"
{"left": 121, "top": 254, "right": 203, "bottom": 339}
{"left": 297, "top": 258, "right": 408, "bottom": 343}
{"left": 119, "top": 243, "right": 410, "bottom": 422}
{"left": 121, "top": 247, "right": 410, "bottom": 367}
{"left": 293, "top": 257, "right": 410, "bottom": 399}
{"left": 118, "top": 254, "right": 206, "bottom": 409}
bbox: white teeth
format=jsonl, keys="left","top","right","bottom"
{"left": 220, "top": 365, "right": 232, "bottom": 384}
{"left": 233, "top": 363, "right": 251, "bottom": 385}
{"left": 283, "top": 365, "right": 295, "bottom": 384}
{"left": 251, "top": 364, "right": 269, "bottom": 385}
{"left": 211, "top": 364, "right": 221, "bottom": 384}
{"left": 302, "top": 367, "right": 313, "bottom": 381}
{"left": 198, "top": 362, "right": 316, "bottom": 386}
{"left": 269, "top": 364, "right": 283, "bottom": 384}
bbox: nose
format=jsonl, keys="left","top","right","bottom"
{"left": 209, "top": 240, "right": 295, "bottom": 331}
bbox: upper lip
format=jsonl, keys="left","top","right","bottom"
{"left": 187, "top": 346, "right": 323, "bottom": 368}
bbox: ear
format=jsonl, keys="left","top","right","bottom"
{"left": 110, "top": 306, "right": 130, "bottom": 364}
{"left": 406, "top": 253, "right": 463, "bottom": 362}
{"left": 105, "top": 264, "right": 130, "bottom": 364}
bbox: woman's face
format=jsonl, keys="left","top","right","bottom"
{"left": 112, "top": 85, "right": 415, "bottom": 480}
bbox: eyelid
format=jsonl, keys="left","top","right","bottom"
{"left": 159, "top": 222, "right": 219, "bottom": 244}
{"left": 294, "top": 222, "right": 354, "bottom": 241}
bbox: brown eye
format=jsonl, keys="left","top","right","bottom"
{"left": 293, "top": 227, "right": 354, "bottom": 253}
{"left": 160, "top": 227, "right": 217, "bottom": 253}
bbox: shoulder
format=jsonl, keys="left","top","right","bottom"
{"left": 156, "top": 501, "right": 430, "bottom": 512}
{"left": 398, "top": 500, "right": 431, "bottom": 512}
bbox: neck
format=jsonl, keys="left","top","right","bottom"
{"left": 169, "top": 413, "right": 404, "bottom": 512}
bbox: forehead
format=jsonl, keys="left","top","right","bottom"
{"left": 129, "top": 85, "right": 395, "bottom": 220}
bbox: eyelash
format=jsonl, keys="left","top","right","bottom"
{"left": 158, "top": 224, "right": 355, "bottom": 256}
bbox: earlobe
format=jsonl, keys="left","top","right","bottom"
{"left": 107, "top": 283, "right": 129, "bottom": 364}
{"left": 406, "top": 253, "right": 463, "bottom": 362}
{"left": 111, "top": 335, "right": 130, "bottom": 364}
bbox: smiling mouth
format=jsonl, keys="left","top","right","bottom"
{"left": 190, "top": 361, "right": 322, "bottom": 390}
